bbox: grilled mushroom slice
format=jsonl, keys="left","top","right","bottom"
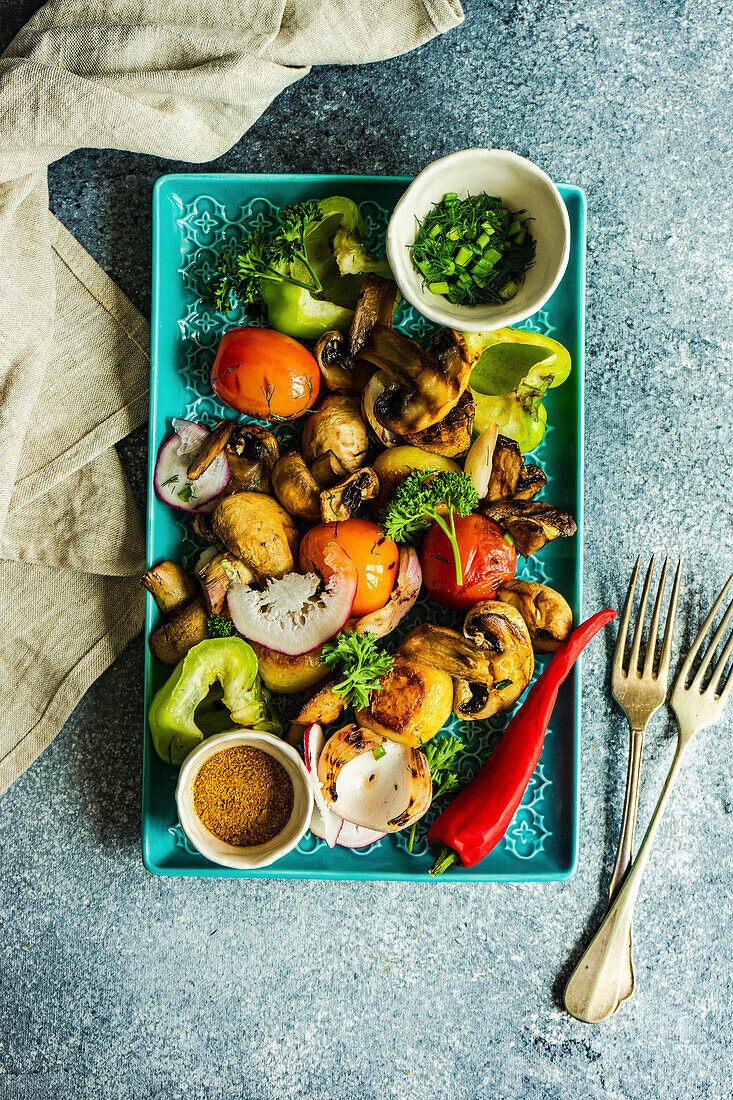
{"left": 226, "top": 425, "right": 279, "bottom": 493}
{"left": 309, "top": 449, "right": 348, "bottom": 488}
{"left": 514, "top": 463, "right": 547, "bottom": 500}
{"left": 361, "top": 371, "right": 402, "bottom": 448}
{"left": 320, "top": 467, "right": 380, "bottom": 522}
{"left": 399, "top": 624, "right": 496, "bottom": 684}
{"left": 196, "top": 551, "right": 254, "bottom": 614}
{"left": 302, "top": 395, "right": 370, "bottom": 474}
{"left": 487, "top": 434, "right": 523, "bottom": 500}
{"left": 452, "top": 679, "right": 498, "bottom": 721}
{"left": 271, "top": 452, "right": 322, "bottom": 523}
{"left": 497, "top": 579, "right": 573, "bottom": 652}
{"left": 315, "top": 275, "right": 398, "bottom": 394}
{"left": 404, "top": 390, "right": 475, "bottom": 457}
{"left": 187, "top": 420, "right": 235, "bottom": 481}
{"left": 480, "top": 500, "right": 577, "bottom": 556}
{"left": 463, "top": 600, "right": 533, "bottom": 689}
{"left": 361, "top": 326, "right": 471, "bottom": 434}
{"left": 141, "top": 560, "right": 199, "bottom": 617}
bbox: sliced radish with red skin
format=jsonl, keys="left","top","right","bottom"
{"left": 317, "top": 724, "right": 432, "bottom": 833}
{"left": 154, "top": 419, "right": 230, "bottom": 513}
{"left": 309, "top": 804, "right": 385, "bottom": 849}
{"left": 303, "top": 724, "right": 343, "bottom": 848}
{"left": 227, "top": 542, "right": 357, "bottom": 656}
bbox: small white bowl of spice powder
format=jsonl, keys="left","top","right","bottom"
{"left": 175, "top": 730, "right": 312, "bottom": 869}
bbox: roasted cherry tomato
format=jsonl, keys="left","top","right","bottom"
{"left": 211, "top": 326, "right": 320, "bottom": 420}
{"left": 421, "top": 514, "right": 516, "bottom": 610}
{"left": 300, "top": 518, "right": 399, "bottom": 618}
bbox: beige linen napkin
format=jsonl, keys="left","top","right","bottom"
{"left": 0, "top": 0, "right": 463, "bottom": 795}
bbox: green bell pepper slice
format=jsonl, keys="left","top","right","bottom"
{"left": 464, "top": 327, "right": 571, "bottom": 452}
{"left": 260, "top": 280, "right": 355, "bottom": 341}
{"left": 148, "top": 637, "right": 279, "bottom": 766}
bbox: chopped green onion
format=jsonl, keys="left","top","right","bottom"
{"left": 476, "top": 231, "right": 491, "bottom": 249}
{"left": 494, "top": 679, "right": 513, "bottom": 691}
{"left": 443, "top": 192, "right": 458, "bottom": 201}
{"left": 429, "top": 223, "right": 443, "bottom": 238}
{"left": 372, "top": 744, "right": 386, "bottom": 760}
{"left": 427, "top": 281, "right": 450, "bottom": 295}
{"left": 503, "top": 531, "right": 515, "bottom": 545}
{"left": 499, "top": 280, "right": 518, "bottom": 300}
{"left": 454, "top": 245, "right": 473, "bottom": 268}
{"left": 447, "top": 226, "right": 461, "bottom": 241}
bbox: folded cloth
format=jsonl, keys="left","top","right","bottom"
{"left": 0, "top": 0, "right": 463, "bottom": 795}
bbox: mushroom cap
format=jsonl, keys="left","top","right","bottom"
{"left": 302, "top": 395, "right": 370, "bottom": 474}
{"left": 211, "top": 491, "right": 299, "bottom": 579}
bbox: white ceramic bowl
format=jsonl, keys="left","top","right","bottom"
{"left": 175, "top": 729, "right": 312, "bottom": 870}
{"left": 386, "top": 149, "right": 570, "bottom": 332}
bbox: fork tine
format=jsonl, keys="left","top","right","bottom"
{"left": 643, "top": 557, "right": 669, "bottom": 677}
{"left": 657, "top": 559, "right": 682, "bottom": 679}
{"left": 690, "top": 597, "right": 733, "bottom": 689}
{"left": 627, "top": 556, "right": 656, "bottom": 675}
{"left": 710, "top": 629, "right": 733, "bottom": 702}
{"left": 678, "top": 575, "right": 733, "bottom": 684}
{"left": 614, "top": 555, "right": 641, "bottom": 672}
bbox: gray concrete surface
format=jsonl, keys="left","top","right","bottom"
{"left": 1, "top": 1, "right": 732, "bottom": 1097}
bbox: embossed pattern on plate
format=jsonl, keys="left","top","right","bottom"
{"left": 145, "top": 174, "right": 585, "bottom": 880}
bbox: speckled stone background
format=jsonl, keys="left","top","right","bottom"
{"left": 1, "top": 2, "right": 732, "bottom": 1098}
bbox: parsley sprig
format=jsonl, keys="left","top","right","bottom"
{"left": 207, "top": 613, "right": 235, "bottom": 638}
{"left": 321, "top": 631, "right": 394, "bottom": 711}
{"left": 408, "top": 735, "right": 464, "bottom": 851}
{"left": 380, "top": 469, "right": 479, "bottom": 586}
{"left": 208, "top": 201, "right": 325, "bottom": 313}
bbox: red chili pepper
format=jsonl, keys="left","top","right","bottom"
{"left": 428, "top": 608, "right": 616, "bottom": 875}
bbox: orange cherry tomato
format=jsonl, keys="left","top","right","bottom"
{"left": 421, "top": 514, "right": 517, "bottom": 610}
{"left": 300, "top": 519, "right": 399, "bottom": 618}
{"left": 211, "top": 326, "right": 320, "bottom": 420}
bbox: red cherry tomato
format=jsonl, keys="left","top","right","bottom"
{"left": 421, "top": 514, "right": 516, "bottom": 610}
{"left": 300, "top": 518, "right": 399, "bottom": 618}
{"left": 211, "top": 326, "right": 320, "bottom": 420}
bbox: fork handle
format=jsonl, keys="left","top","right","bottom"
{"left": 564, "top": 741, "right": 688, "bottom": 1023}
{"left": 609, "top": 724, "right": 645, "bottom": 898}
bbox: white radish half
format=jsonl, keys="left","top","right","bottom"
{"left": 154, "top": 419, "right": 230, "bottom": 513}
{"left": 303, "top": 723, "right": 343, "bottom": 848}
{"left": 317, "top": 724, "right": 432, "bottom": 833}
{"left": 309, "top": 804, "right": 385, "bottom": 849}
{"left": 354, "top": 546, "right": 422, "bottom": 638}
{"left": 227, "top": 543, "right": 357, "bottom": 656}
{"left": 464, "top": 422, "right": 498, "bottom": 499}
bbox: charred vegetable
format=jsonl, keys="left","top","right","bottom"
{"left": 301, "top": 395, "right": 370, "bottom": 474}
{"left": 480, "top": 499, "right": 577, "bottom": 556}
{"left": 356, "top": 656, "right": 454, "bottom": 748}
{"left": 497, "top": 579, "right": 573, "bottom": 652}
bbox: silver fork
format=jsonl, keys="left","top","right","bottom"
{"left": 607, "top": 556, "right": 681, "bottom": 1007}
{"left": 564, "top": 574, "right": 733, "bottom": 1023}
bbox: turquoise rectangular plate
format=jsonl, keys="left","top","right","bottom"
{"left": 144, "top": 173, "right": 585, "bottom": 880}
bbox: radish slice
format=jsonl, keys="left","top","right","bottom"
{"left": 303, "top": 723, "right": 343, "bottom": 848}
{"left": 227, "top": 542, "right": 357, "bottom": 656}
{"left": 464, "top": 423, "right": 498, "bottom": 499}
{"left": 154, "top": 419, "right": 230, "bottom": 513}
{"left": 317, "top": 724, "right": 432, "bottom": 833}
{"left": 354, "top": 546, "right": 422, "bottom": 638}
{"left": 309, "top": 804, "right": 385, "bottom": 849}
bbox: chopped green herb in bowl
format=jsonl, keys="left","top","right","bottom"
{"left": 409, "top": 192, "right": 535, "bottom": 307}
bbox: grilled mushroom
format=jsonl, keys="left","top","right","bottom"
{"left": 149, "top": 599, "right": 209, "bottom": 665}
{"left": 309, "top": 449, "right": 348, "bottom": 488}
{"left": 399, "top": 624, "right": 496, "bottom": 684}
{"left": 361, "top": 371, "right": 402, "bottom": 448}
{"left": 320, "top": 467, "right": 380, "bottom": 522}
{"left": 210, "top": 491, "right": 299, "bottom": 579}
{"left": 226, "top": 425, "right": 279, "bottom": 493}
{"left": 186, "top": 420, "right": 235, "bottom": 481}
{"left": 271, "top": 452, "right": 322, "bottom": 523}
{"left": 361, "top": 326, "right": 471, "bottom": 434}
{"left": 514, "top": 463, "right": 547, "bottom": 500}
{"left": 497, "top": 579, "right": 573, "bottom": 652}
{"left": 452, "top": 679, "right": 498, "bottom": 721}
{"left": 404, "top": 389, "right": 475, "bottom": 457}
{"left": 315, "top": 275, "right": 398, "bottom": 394}
{"left": 480, "top": 500, "right": 577, "bottom": 556}
{"left": 287, "top": 681, "right": 347, "bottom": 745}
{"left": 452, "top": 602, "right": 534, "bottom": 719}
{"left": 302, "top": 395, "right": 370, "bottom": 474}
{"left": 141, "top": 560, "right": 199, "bottom": 617}
{"left": 487, "top": 435, "right": 523, "bottom": 500}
